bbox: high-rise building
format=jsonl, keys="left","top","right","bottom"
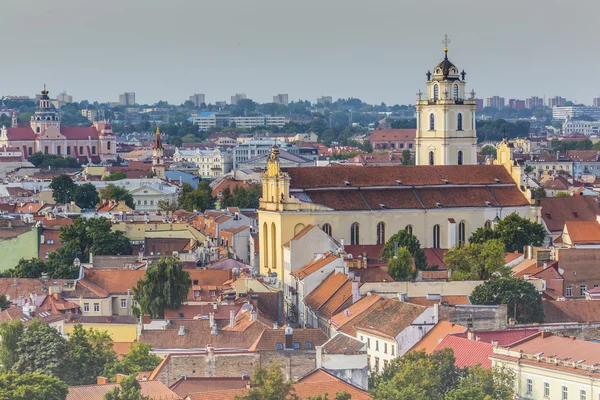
{"left": 230, "top": 93, "right": 247, "bottom": 105}
{"left": 317, "top": 96, "right": 333, "bottom": 105}
{"left": 525, "top": 96, "right": 544, "bottom": 109}
{"left": 548, "top": 96, "right": 566, "bottom": 108}
{"left": 52, "top": 91, "right": 73, "bottom": 109}
{"left": 189, "top": 93, "right": 205, "bottom": 107}
{"left": 475, "top": 99, "right": 484, "bottom": 110}
{"left": 508, "top": 99, "right": 525, "bottom": 110}
{"left": 593, "top": 97, "right": 600, "bottom": 108}
{"left": 273, "top": 94, "right": 289, "bottom": 105}
{"left": 486, "top": 96, "right": 505, "bottom": 109}
{"left": 119, "top": 92, "right": 136, "bottom": 106}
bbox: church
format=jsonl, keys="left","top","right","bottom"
{"left": 258, "top": 40, "right": 537, "bottom": 279}
{"left": 0, "top": 87, "right": 117, "bottom": 163}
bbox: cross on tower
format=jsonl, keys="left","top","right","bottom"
{"left": 442, "top": 34, "right": 451, "bottom": 52}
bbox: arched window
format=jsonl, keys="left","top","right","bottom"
{"left": 429, "top": 114, "right": 435, "bottom": 130}
{"left": 376, "top": 222, "right": 385, "bottom": 245}
{"left": 433, "top": 225, "right": 440, "bottom": 249}
{"left": 457, "top": 113, "right": 463, "bottom": 131}
{"left": 351, "top": 222, "right": 360, "bottom": 245}
{"left": 107, "top": 141, "right": 111, "bottom": 150}
{"left": 453, "top": 84, "right": 459, "bottom": 100}
{"left": 322, "top": 223, "right": 332, "bottom": 237}
{"left": 263, "top": 222, "right": 269, "bottom": 267}
{"left": 433, "top": 85, "right": 439, "bottom": 100}
{"left": 405, "top": 225, "right": 413, "bottom": 236}
{"left": 458, "top": 150, "right": 463, "bottom": 166}
{"left": 294, "top": 223, "right": 305, "bottom": 235}
{"left": 429, "top": 151, "right": 434, "bottom": 166}
{"left": 458, "top": 221, "right": 466, "bottom": 247}
{"left": 484, "top": 220, "right": 492, "bottom": 229}
{"left": 271, "top": 222, "right": 277, "bottom": 273}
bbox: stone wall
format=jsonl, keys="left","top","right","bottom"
{"left": 439, "top": 304, "right": 508, "bottom": 331}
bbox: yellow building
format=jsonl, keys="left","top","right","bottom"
{"left": 64, "top": 319, "right": 138, "bottom": 342}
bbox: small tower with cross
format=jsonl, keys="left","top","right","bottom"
{"left": 152, "top": 126, "right": 165, "bottom": 178}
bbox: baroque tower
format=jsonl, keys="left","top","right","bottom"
{"left": 30, "top": 85, "right": 61, "bottom": 134}
{"left": 415, "top": 36, "right": 477, "bottom": 166}
{"left": 152, "top": 126, "right": 165, "bottom": 178}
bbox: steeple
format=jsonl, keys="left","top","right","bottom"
{"left": 30, "top": 85, "right": 60, "bottom": 134}
{"left": 152, "top": 126, "right": 165, "bottom": 178}
{"left": 153, "top": 126, "right": 163, "bottom": 150}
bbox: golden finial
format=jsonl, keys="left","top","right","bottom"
{"left": 156, "top": 126, "right": 160, "bottom": 136}
{"left": 442, "top": 34, "right": 451, "bottom": 56}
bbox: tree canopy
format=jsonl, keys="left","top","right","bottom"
{"left": 178, "top": 181, "right": 215, "bottom": 212}
{"left": 28, "top": 152, "right": 80, "bottom": 169}
{"left": 74, "top": 183, "right": 100, "bottom": 209}
{"left": 0, "top": 372, "right": 68, "bottom": 400}
{"left": 469, "top": 213, "right": 546, "bottom": 253}
{"left": 49, "top": 175, "right": 77, "bottom": 204}
{"left": 99, "top": 184, "right": 135, "bottom": 209}
{"left": 0, "top": 319, "right": 23, "bottom": 371}
{"left": 381, "top": 230, "right": 428, "bottom": 270}
{"left": 445, "top": 239, "right": 509, "bottom": 281}
{"left": 470, "top": 278, "right": 544, "bottom": 323}
{"left": 220, "top": 185, "right": 261, "bottom": 209}
{"left": 103, "top": 343, "right": 161, "bottom": 379}
{"left": 234, "top": 365, "right": 298, "bottom": 400}
{"left": 387, "top": 247, "right": 416, "bottom": 281}
{"left": 133, "top": 256, "right": 192, "bottom": 319}
{"left": 103, "top": 171, "right": 128, "bottom": 181}
{"left": 103, "top": 374, "right": 150, "bottom": 400}
{"left": 65, "top": 324, "right": 117, "bottom": 386}
{"left": 59, "top": 217, "right": 132, "bottom": 260}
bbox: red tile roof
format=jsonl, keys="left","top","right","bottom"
{"left": 291, "top": 252, "right": 339, "bottom": 279}
{"left": 329, "top": 294, "right": 383, "bottom": 336}
{"left": 369, "top": 129, "right": 416, "bottom": 142}
{"left": 434, "top": 335, "right": 494, "bottom": 368}
{"left": 454, "top": 328, "right": 539, "bottom": 346}
{"left": 410, "top": 321, "right": 467, "bottom": 354}
{"left": 66, "top": 380, "right": 179, "bottom": 400}
{"left": 540, "top": 196, "right": 600, "bottom": 232}
{"left": 353, "top": 299, "right": 427, "bottom": 339}
{"left": 565, "top": 220, "right": 600, "bottom": 244}
{"left": 303, "top": 272, "right": 349, "bottom": 315}
{"left": 248, "top": 328, "right": 328, "bottom": 351}
{"left": 543, "top": 300, "right": 600, "bottom": 323}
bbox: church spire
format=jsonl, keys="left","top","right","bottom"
{"left": 153, "top": 126, "right": 163, "bottom": 150}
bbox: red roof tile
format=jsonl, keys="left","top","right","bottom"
{"left": 540, "top": 196, "right": 600, "bottom": 232}
{"left": 434, "top": 335, "right": 494, "bottom": 368}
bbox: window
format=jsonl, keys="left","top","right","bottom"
{"left": 57, "top": 146, "right": 61, "bottom": 154}
{"left": 137, "top": 200, "right": 141, "bottom": 205}
{"left": 544, "top": 382, "right": 550, "bottom": 397}
{"left": 405, "top": 225, "right": 413, "bottom": 235}
{"left": 107, "top": 141, "right": 111, "bottom": 150}
{"left": 367, "top": 355, "right": 371, "bottom": 369}
{"left": 581, "top": 285, "right": 587, "bottom": 296}
{"left": 433, "top": 85, "right": 439, "bottom": 100}
{"left": 384, "top": 343, "right": 388, "bottom": 354}
{"left": 377, "top": 222, "right": 385, "bottom": 245}
{"left": 458, "top": 150, "right": 463, "bottom": 165}
{"left": 293, "top": 342, "right": 300, "bottom": 349}
{"left": 93, "top": 303, "right": 100, "bottom": 312}
{"left": 84, "top": 303, "right": 89, "bottom": 312}
{"left": 374, "top": 357, "right": 379, "bottom": 372}
{"left": 92, "top": 146, "right": 96, "bottom": 154}
{"left": 433, "top": 224, "right": 441, "bottom": 248}
{"left": 120, "top": 299, "right": 127, "bottom": 308}
{"left": 526, "top": 378, "right": 532, "bottom": 394}
{"left": 383, "top": 359, "right": 389, "bottom": 369}
{"left": 66, "top": 146, "right": 71, "bottom": 155}
{"left": 566, "top": 286, "right": 572, "bottom": 297}
{"left": 144, "top": 200, "right": 147, "bottom": 205}
{"left": 458, "top": 222, "right": 466, "bottom": 247}
{"left": 305, "top": 342, "right": 312, "bottom": 349}
{"left": 367, "top": 338, "right": 370, "bottom": 349}
{"left": 429, "top": 151, "right": 434, "bottom": 166}
{"left": 453, "top": 84, "right": 459, "bottom": 100}
{"left": 44, "top": 146, "right": 49, "bottom": 154}
{"left": 322, "top": 223, "right": 332, "bottom": 236}
{"left": 391, "top": 345, "right": 395, "bottom": 356}
{"left": 457, "top": 113, "right": 463, "bottom": 131}
{"left": 429, "top": 113, "right": 435, "bottom": 130}
{"left": 484, "top": 220, "right": 492, "bottom": 229}
{"left": 581, "top": 389, "right": 586, "bottom": 400}
{"left": 351, "top": 222, "right": 360, "bottom": 245}
{"left": 28, "top": 147, "right": 32, "bottom": 155}
{"left": 562, "top": 386, "right": 568, "bottom": 400}
{"left": 276, "top": 343, "right": 283, "bottom": 350}
{"left": 375, "top": 340, "right": 379, "bottom": 351}
{"left": 79, "top": 146, "right": 83, "bottom": 154}
{"left": 179, "top": 312, "right": 184, "bottom": 318}
{"left": 45, "top": 252, "right": 49, "bottom": 259}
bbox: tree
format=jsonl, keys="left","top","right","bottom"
{"left": 10, "top": 258, "right": 47, "bottom": 278}
{"left": 470, "top": 278, "right": 544, "bottom": 323}
{"left": 444, "top": 239, "right": 509, "bottom": 281}
{"left": 387, "top": 247, "right": 416, "bottom": 281}
{"left": 104, "top": 343, "right": 161, "bottom": 378}
{"left": 555, "top": 191, "right": 571, "bottom": 198}
{"left": 0, "top": 372, "right": 68, "bottom": 400}
{"left": 531, "top": 187, "right": 546, "bottom": 199}
{"left": 178, "top": 181, "right": 215, "bottom": 212}
{"left": 99, "top": 184, "right": 135, "bottom": 209}
{"left": 28, "top": 152, "right": 80, "bottom": 169}
{"left": 0, "top": 295, "right": 10, "bottom": 311}
{"left": 401, "top": 149, "right": 414, "bottom": 165}
{"left": 469, "top": 213, "right": 546, "bottom": 253}
{"left": 307, "top": 392, "right": 352, "bottom": 400}
{"left": 103, "top": 374, "right": 150, "bottom": 400}
{"left": 12, "top": 318, "right": 68, "bottom": 380}
{"left": 479, "top": 145, "right": 497, "bottom": 158}
{"left": 234, "top": 365, "right": 298, "bottom": 400}
{"left": 103, "top": 171, "right": 128, "bottom": 181}
{"left": 0, "top": 319, "right": 23, "bottom": 371}
{"left": 445, "top": 365, "right": 514, "bottom": 400}
{"left": 220, "top": 185, "right": 261, "bottom": 209}
{"left": 65, "top": 324, "right": 117, "bottom": 386}
{"left": 49, "top": 174, "right": 77, "bottom": 204}
{"left": 59, "top": 217, "right": 132, "bottom": 261}
{"left": 74, "top": 183, "right": 100, "bottom": 209}
{"left": 157, "top": 199, "right": 178, "bottom": 213}
{"left": 133, "top": 256, "right": 191, "bottom": 319}
{"left": 381, "top": 230, "right": 428, "bottom": 270}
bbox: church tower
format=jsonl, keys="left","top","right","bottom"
{"left": 415, "top": 36, "right": 477, "bottom": 166}
{"left": 30, "top": 85, "right": 61, "bottom": 134}
{"left": 152, "top": 127, "right": 165, "bottom": 178}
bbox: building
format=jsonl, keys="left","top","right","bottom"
{"left": 67, "top": 378, "right": 179, "bottom": 400}
{"left": 230, "top": 93, "right": 246, "bottom": 105}
{"left": 0, "top": 88, "right": 117, "bottom": 162}
{"left": 486, "top": 96, "right": 505, "bottom": 109}
{"left": 562, "top": 119, "right": 600, "bottom": 136}
{"left": 189, "top": 93, "right": 205, "bottom": 107}
{"left": 552, "top": 106, "right": 600, "bottom": 121}
{"left": 119, "top": 92, "right": 136, "bottom": 106}
{"left": 317, "top": 96, "right": 333, "bottom": 105}
{"left": 525, "top": 96, "right": 544, "bottom": 109}
{"left": 230, "top": 116, "right": 286, "bottom": 129}
{"left": 415, "top": 45, "right": 478, "bottom": 166}
{"left": 53, "top": 91, "right": 73, "bottom": 108}
{"left": 173, "top": 147, "right": 233, "bottom": 178}
{"left": 151, "top": 127, "right": 165, "bottom": 178}
{"left": 548, "top": 96, "right": 566, "bottom": 108}
{"left": 232, "top": 140, "right": 298, "bottom": 169}
{"left": 507, "top": 99, "right": 525, "bottom": 110}
{"left": 81, "top": 109, "right": 104, "bottom": 122}
{"left": 369, "top": 129, "right": 416, "bottom": 151}
{"left": 594, "top": 97, "right": 600, "bottom": 108}
{"left": 237, "top": 149, "right": 313, "bottom": 170}
{"left": 273, "top": 93, "right": 289, "bottom": 105}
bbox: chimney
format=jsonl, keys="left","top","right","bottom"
{"left": 178, "top": 325, "right": 185, "bottom": 336}
{"left": 285, "top": 327, "right": 293, "bottom": 350}
{"left": 229, "top": 309, "right": 236, "bottom": 328}
{"left": 250, "top": 310, "right": 257, "bottom": 322}
{"left": 116, "top": 374, "right": 127, "bottom": 383}
{"left": 352, "top": 281, "right": 360, "bottom": 303}
{"left": 543, "top": 262, "right": 548, "bottom": 270}
{"left": 467, "top": 331, "right": 474, "bottom": 341}
{"left": 209, "top": 312, "right": 215, "bottom": 328}
{"left": 492, "top": 339, "right": 499, "bottom": 347}
{"left": 97, "top": 377, "right": 109, "bottom": 385}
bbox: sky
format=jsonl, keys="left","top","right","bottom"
{"left": 4, "top": 0, "right": 600, "bottom": 106}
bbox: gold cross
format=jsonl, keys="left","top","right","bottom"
{"left": 442, "top": 34, "right": 451, "bottom": 52}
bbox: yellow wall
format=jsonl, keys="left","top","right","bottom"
{"left": 64, "top": 323, "right": 138, "bottom": 342}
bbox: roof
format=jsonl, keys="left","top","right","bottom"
{"left": 406, "top": 295, "right": 470, "bottom": 307}
{"left": 291, "top": 252, "right": 339, "bottom": 279}
{"left": 248, "top": 328, "right": 328, "bottom": 351}
{"left": 354, "top": 299, "right": 427, "bottom": 339}
{"left": 170, "top": 377, "right": 248, "bottom": 398}
{"left": 543, "top": 300, "right": 600, "bottom": 323}
{"left": 321, "top": 332, "right": 366, "bottom": 355}
{"left": 410, "top": 321, "right": 467, "bottom": 354}
{"left": 282, "top": 224, "right": 316, "bottom": 248}
{"left": 329, "top": 294, "right": 383, "bottom": 336}
{"left": 369, "top": 129, "right": 416, "bottom": 142}
{"left": 434, "top": 335, "right": 494, "bottom": 369}
{"left": 0, "top": 277, "right": 71, "bottom": 300}
{"left": 454, "top": 328, "right": 540, "bottom": 346}
{"left": 423, "top": 248, "right": 448, "bottom": 269}
{"left": 505, "top": 332, "right": 600, "bottom": 366}
{"left": 303, "top": 272, "right": 350, "bottom": 317}
{"left": 540, "top": 196, "right": 600, "bottom": 232}
{"left": 565, "top": 220, "right": 600, "bottom": 244}
{"left": 83, "top": 268, "right": 145, "bottom": 294}
{"left": 66, "top": 380, "right": 179, "bottom": 400}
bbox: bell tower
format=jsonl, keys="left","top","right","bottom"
{"left": 260, "top": 145, "right": 291, "bottom": 210}
{"left": 152, "top": 127, "right": 165, "bottom": 178}
{"left": 415, "top": 35, "right": 477, "bottom": 166}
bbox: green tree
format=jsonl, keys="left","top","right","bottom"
{"left": 479, "top": 145, "right": 497, "bottom": 158}
{"left": 445, "top": 365, "right": 514, "bottom": 400}
{"left": 178, "top": 181, "right": 215, "bottom": 212}
{"left": 157, "top": 199, "right": 178, "bottom": 213}
{"left": 444, "top": 239, "right": 509, "bottom": 281}
{"left": 387, "top": 247, "right": 416, "bottom": 281}
{"left": 28, "top": 152, "right": 80, "bottom": 169}
{"left": 401, "top": 149, "right": 414, "bottom": 165}
{"left": 12, "top": 318, "right": 68, "bottom": 379}
{"left": 10, "top": 258, "right": 47, "bottom": 278}
{"left": 0, "top": 319, "right": 23, "bottom": 371}
{"left": 74, "top": 183, "right": 100, "bottom": 209}
{"left": 133, "top": 256, "right": 192, "bottom": 319}
{"left": 381, "top": 230, "right": 428, "bottom": 270}
{"left": 469, "top": 213, "right": 546, "bottom": 253}
{"left": 0, "top": 295, "right": 10, "bottom": 311}
{"left": 0, "top": 372, "right": 68, "bottom": 400}
{"left": 103, "top": 374, "right": 150, "bottom": 400}
{"left": 104, "top": 343, "right": 161, "bottom": 378}
{"left": 470, "top": 278, "right": 544, "bottom": 323}
{"left": 531, "top": 187, "right": 546, "bottom": 199}
{"left": 103, "top": 171, "right": 128, "bottom": 181}
{"left": 59, "top": 217, "right": 132, "bottom": 260}
{"left": 234, "top": 364, "right": 299, "bottom": 400}
{"left": 555, "top": 191, "right": 571, "bottom": 198}
{"left": 65, "top": 325, "right": 117, "bottom": 386}
{"left": 307, "top": 392, "right": 352, "bottom": 400}
{"left": 49, "top": 174, "right": 77, "bottom": 204}
{"left": 99, "top": 184, "right": 135, "bottom": 209}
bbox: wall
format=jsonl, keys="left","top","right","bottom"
{"left": 64, "top": 323, "right": 137, "bottom": 342}
{"left": 555, "top": 248, "right": 600, "bottom": 298}
{"left": 439, "top": 304, "right": 508, "bottom": 331}
{"left": 359, "top": 280, "right": 483, "bottom": 298}
{"left": 316, "top": 351, "right": 369, "bottom": 391}
{"left": 0, "top": 227, "right": 38, "bottom": 272}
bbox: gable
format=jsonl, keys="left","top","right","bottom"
{"left": 38, "top": 126, "right": 66, "bottom": 140}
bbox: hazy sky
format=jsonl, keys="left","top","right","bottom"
{"left": 5, "top": 0, "right": 600, "bottom": 105}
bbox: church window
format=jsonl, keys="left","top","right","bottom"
{"left": 433, "top": 85, "right": 439, "bottom": 100}
{"left": 263, "top": 222, "right": 269, "bottom": 267}
{"left": 458, "top": 222, "right": 466, "bottom": 247}
{"left": 484, "top": 220, "right": 492, "bottom": 229}
{"left": 453, "top": 84, "right": 459, "bottom": 100}
{"left": 322, "top": 223, "right": 332, "bottom": 237}
{"left": 351, "top": 222, "right": 360, "bottom": 245}
{"left": 294, "top": 223, "right": 305, "bottom": 235}
{"left": 36, "top": 126, "right": 40, "bottom": 133}
{"left": 458, "top": 150, "right": 463, "bottom": 165}
{"left": 405, "top": 225, "right": 413, "bottom": 235}
{"left": 457, "top": 113, "right": 463, "bottom": 131}
{"left": 66, "top": 146, "right": 71, "bottom": 155}
{"left": 429, "top": 151, "right": 434, "bottom": 166}
{"left": 46, "top": 116, "right": 51, "bottom": 121}
{"left": 107, "top": 141, "right": 111, "bottom": 150}
{"left": 429, "top": 114, "right": 435, "bottom": 130}
{"left": 377, "top": 222, "right": 386, "bottom": 245}
{"left": 57, "top": 146, "right": 61, "bottom": 154}
{"left": 271, "top": 223, "right": 277, "bottom": 273}
{"left": 433, "top": 225, "right": 441, "bottom": 248}
{"left": 92, "top": 146, "right": 96, "bottom": 154}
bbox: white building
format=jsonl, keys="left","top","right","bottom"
{"left": 230, "top": 116, "right": 286, "bottom": 129}
{"left": 189, "top": 112, "right": 218, "bottom": 131}
{"left": 89, "top": 179, "right": 178, "bottom": 212}
{"left": 562, "top": 119, "right": 600, "bottom": 136}
{"left": 173, "top": 147, "right": 233, "bottom": 179}
{"left": 232, "top": 140, "right": 298, "bottom": 169}
{"left": 552, "top": 106, "right": 600, "bottom": 121}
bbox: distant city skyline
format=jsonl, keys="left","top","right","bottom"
{"left": 2, "top": 0, "right": 599, "bottom": 106}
